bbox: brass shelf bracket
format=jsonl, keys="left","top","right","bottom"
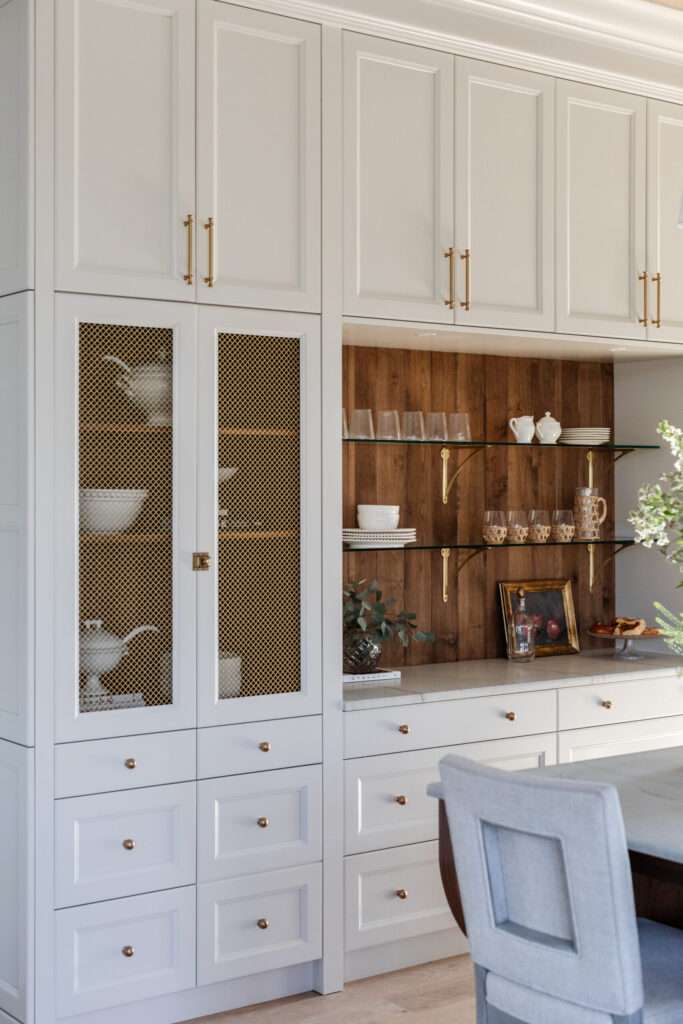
{"left": 587, "top": 541, "right": 634, "bottom": 594}
{"left": 441, "top": 546, "right": 488, "bottom": 603}
{"left": 441, "top": 446, "right": 488, "bottom": 504}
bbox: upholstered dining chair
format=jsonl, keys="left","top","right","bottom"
{"left": 430, "top": 755, "right": 683, "bottom": 1024}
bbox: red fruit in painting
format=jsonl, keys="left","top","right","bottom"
{"left": 546, "top": 618, "right": 562, "bottom": 640}
{"left": 530, "top": 613, "right": 545, "bottom": 631}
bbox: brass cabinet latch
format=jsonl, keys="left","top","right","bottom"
{"left": 192, "top": 552, "right": 211, "bottom": 571}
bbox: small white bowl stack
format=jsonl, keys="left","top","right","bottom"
{"left": 559, "top": 427, "right": 611, "bottom": 446}
{"left": 343, "top": 505, "right": 417, "bottom": 549}
{"left": 79, "top": 488, "right": 148, "bottom": 533}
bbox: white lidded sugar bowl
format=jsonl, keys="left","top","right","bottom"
{"left": 535, "top": 411, "right": 562, "bottom": 445}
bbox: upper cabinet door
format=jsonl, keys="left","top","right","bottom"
{"left": 647, "top": 100, "right": 683, "bottom": 344}
{"left": 556, "top": 82, "right": 647, "bottom": 339}
{"left": 55, "top": 0, "right": 196, "bottom": 301}
{"left": 197, "top": 2, "right": 321, "bottom": 313}
{"left": 454, "top": 59, "right": 554, "bottom": 331}
{"left": 343, "top": 34, "right": 454, "bottom": 323}
{"left": 0, "top": 0, "right": 32, "bottom": 297}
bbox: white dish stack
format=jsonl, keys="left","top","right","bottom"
{"left": 559, "top": 427, "right": 611, "bottom": 446}
{"left": 344, "top": 505, "right": 416, "bottom": 549}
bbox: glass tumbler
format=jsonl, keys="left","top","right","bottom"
{"left": 507, "top": 510, "right": 529, "bottom": 544}
{"left": 447, "top": 413, "right": 471, "bottom": 442}
{"left": 482, "top": 511, "right": 507, "bottom": 545}
{"left": 348, "top": 409, "right": 375, "bottom": 439}
{"left": 528, "top": 510, "right": 551, "bottom": 544}
{"left": 424, "top": 412, "right": 448, "bottom": 441}
{"left": 401, "top": 411, "right": 425, "bottom": 441}
{"left": 551, "top": 509, "right": 576, "bottom": 543}
{"left": 375, "top": 410, "right": 401, "bottom": 440}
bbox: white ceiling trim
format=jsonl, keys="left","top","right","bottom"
{"left": 230, "top": 0, "right": 683, "bottom": 103}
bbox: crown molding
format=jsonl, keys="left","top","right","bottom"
{"left": 231, "top": 0, "right": 683, "bottom": 103}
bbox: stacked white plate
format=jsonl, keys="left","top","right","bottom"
{"left": 559, "top": 427, "right": 611, "bottom": 446}
{"left": 343, "top": 528, "right": 417, "bottom": 550}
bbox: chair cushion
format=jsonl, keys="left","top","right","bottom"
{"left": 640, "top": 917, "right": 683, "bottom": 1024}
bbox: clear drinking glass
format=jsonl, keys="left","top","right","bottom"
{"left": 348, "top": 409, "right": 375, "bottom": 439}
{"left": 401, "top": 411, "right": 425, "bottom": 441}
{"left": 375, "top": 410, "right": 401, "bottom": 440}
{"left": 528, "top": 509, "right": 551, "bottom": 544}
{"left": 446, "top": 412, "right": 471, "bottom": 442}
{"left": 342, "top": 408, "right": 348, "bottom": 440}
{"left": 551, "top": 509, "right": 576, "bottom": 543}
{"left": 482, "top": 510, "right": 507, "bottom": 545}
{"left": 506, "top": 510, "right": 529, "bottom": 544}
{"left": 424, "top": 412, "right": 447, "bottom": 441}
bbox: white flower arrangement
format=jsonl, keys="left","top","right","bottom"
{"left": 629, "top": 421, "right": 683, "bottom": 654}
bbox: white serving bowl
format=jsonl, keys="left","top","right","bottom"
{"left": 79, "top": 488, "right": 148, "bottom": 533}
{"left": 357, "top": 504, "right": 400, "bottom": 530}
{"left": 219, "top": 466, "right": 238, "bottom": 483}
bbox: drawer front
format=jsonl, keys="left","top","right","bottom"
{"left": 198, "top": 765, "right": 322, "bottom": 881}
{"left": 197, "top": 863, "right": 322, "bottom": 984}
{"left": 345, "top": 842, "right": 454, "bottom": 951}
{"left": 559, "top": 715, "right": 683, "bottom": 763}
{"left": 198, "top": 715, "right": 322, "bottom": 778}
{"left": 344, "top": 690, "right": 557, "bottom": 759}
{"left": 55, "top": 886, "right": 196, "bottom": 1017}
{"left": 559, "top": 674, "right": 683, "bottom": 731}
{"left": 55, "top": 783, "right": 196, "bottom": 908}
{"left": 345, "top": 733, "right": 557, "bottom": 855}
{"left": 54, "top": 731, "right": 196, "bottom": 798}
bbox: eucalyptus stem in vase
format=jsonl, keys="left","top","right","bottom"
{"left": 343, "top": 578, "right": 434, "bottom": 674}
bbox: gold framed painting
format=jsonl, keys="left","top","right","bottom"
{"left": 499, "top": 578, "right": 580, "bottom": 657}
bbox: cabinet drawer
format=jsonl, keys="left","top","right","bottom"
{"left": 54, "top": 731, "right": 196, "bottom": 798}
{"left": 345, "top": 733, "right": 557, "bottom": 855}
{"left": 558, "top": 674, "right": 683, "bottom": 731}
{"left": 344, "top": 691, "right": 556, "bottom": 759}
{"left": 558, "top": 715, "right": 683, "bottom": 763}
{"left": 197, "top": 863, "right": 322, "bottom": 984}
{"left": 198, "top": 715, "right": 321, "bottom": 778}
{"left": 55, "top": 783, "right": 196, "bottom": 908}
{"left": 55, "top": 886, "right": 195, "bottom": 1017}
{"left": 198, "top": 766, "right": 322, "bottom": 881}
{"left": 345, "top": 842, "right": 454, "bottom": 951}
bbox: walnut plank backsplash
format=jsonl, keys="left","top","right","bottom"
{"left": 343, "top": 346, "right": 615, "bottom": 664}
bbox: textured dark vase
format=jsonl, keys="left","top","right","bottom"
{"left": 343, "top": 631, "right": 383, "bottom": 674}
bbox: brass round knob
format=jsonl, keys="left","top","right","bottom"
{"left": 122, "top": 838, "right": 136, "bottom": 851}
{"left": 395, "top": 795, "right": 408, "bottom": 806}
{"left": 398, "top": 724, "right": 410, "bottom": 735}
{"left": 601, "top": 700, "right": 613, "bottom": 710}
{"left": 396, "top": 888, "right": 409, "bottom": 900}
{"left": 505, "top": 711, "right": 517, "bottom": 722}
{"left": 257, "top": 817, "right": 269, "bottom": 829}
{"left": 124, "top": 758, "right": 137, "bottom": 770}
{"left": 259, "top": 741, "right": 271, "bottom": 753}
{"left": 121, "top": 946, "right": 135, "bottom": 958}
{"left": 257, "top": 918, "right": 269, "bottom": 930}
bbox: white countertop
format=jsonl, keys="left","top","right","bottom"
{"left": 342, "top": 652, "right": 683, "bottom": 710}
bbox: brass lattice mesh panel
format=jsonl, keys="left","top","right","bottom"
{"left": 217, "top": 334, "right": 301, "bottom": 700}
{"left": 78, "top": 323, "right": 174, "bottom": 713}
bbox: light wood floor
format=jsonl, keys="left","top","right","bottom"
{"left": 191, "top": 956, "right": 475, "bottom": 1024}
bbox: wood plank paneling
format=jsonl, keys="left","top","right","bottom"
{"left": 343, "top": 346, "right": 615, "bottom": 665}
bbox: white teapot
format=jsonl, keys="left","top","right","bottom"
{"left": 535, "top": 411, "right": 562, "bottom": 445}
{"left": 80, "top": 619, "right": 158, "bottom": 699}
{"left": 508, "top": 415, "right": 535, "bottom": 444}
{"left": 103, "top": 350, "right": 172, "bottom": 426}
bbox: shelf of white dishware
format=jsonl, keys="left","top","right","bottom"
{"left": 343, "top": 538, "right": 636, "bottom": 552}
{"left": 342, "top": 438, "right": 659, "bottom": 451}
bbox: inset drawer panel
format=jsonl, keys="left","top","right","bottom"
{"left": 558, "top": 674, "right": 683, "bottom": 731}
{"left": 54, "top": 730, "right": 196, "bottom": 798}
{"left": 197, "top": 863, "right": 322, "bottom": 984}
{"left": 55, "top": 783, "right": 196, "bottom": 908}
{"left": 55, "top": 886, "right": 195, "bottom": 1017}
{"left": 345, "top": 733, "right": 557, "bottom": 854}
{"left": 198, "top": 765, "right": 322, "bottom": 881}
{"left": 344, "top": 690, "right": 556, "bottom": 759}
{"left": 345, "top": 841, "right": 454, "bottom": 951}
{"left": 198, "top": 715, "right": 321, "bottom": 778}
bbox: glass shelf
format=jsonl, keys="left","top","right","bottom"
{"left": 343, "top": 538, "right": 635, "bottom": 552}
{"left": 343, "top": 438, "right": 659, "bottom": 451}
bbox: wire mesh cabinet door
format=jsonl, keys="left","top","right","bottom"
{"left": 54, "top": 295, "right": 198, "bottom": 741}
{"left": 196, "top": 307, "right": 322, "bottom": 726}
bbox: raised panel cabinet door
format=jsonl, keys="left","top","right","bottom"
{"left": 0, "top": 0, "right": 32, "bottom": 297}
{"left": 197, "top": 1, "right": 321, "bottom": 312}
{"left": 647, "top": 100, "right": 683, "bottom": 343}
{"left": 55, "top": 0, "right": 196, "bottom": 300}
{"left": 558, "top": 715, "right": 683, "bottom": 763}
{"left": 556, "top": 81, "right": 647, "bottom": 339}
{"left": 53, "top": 294, "right": 197, "bottom": 741}
{"left": 343, "top": 33, "right": 454, "bottom": 322}
{"left": 454, "top": 59, "right": 554, "bottom": 331}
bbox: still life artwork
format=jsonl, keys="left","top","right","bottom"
{"left": 499, "top": 578, "right": 580, "bottom": 656}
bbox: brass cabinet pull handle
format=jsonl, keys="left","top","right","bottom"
{"left": 460, "top": 248, "right": 471, "bottom": 310}
{"left": 651, "top": 272, "right": 662, "bottom": 327}
{"left": 395, "top": 795, "right": 408, "bottom": 806}
{"left": 444, "top": 247, "right": 455, "bottom": 308}
{"left": 257, "top": 918, "right": 269, "bottom": 930}
{"left": 122, "top": 838, "right": 136, "bottom": 850}
{"left": 124, "top": 758, "right": 136, "bottom": 770}
{"left": 505, "top": 711, "right": 516, "bottom": 722}
{"left": 121, "top": 946, "right": 135, "bottom": 958}
{"left": 192, "top": 551, "right": 211, "bottom": 572}
{"left": 204, "top": 217, "right": 215, "bottom": 287}
{"left": 638, "top": 271, "right": 648, "bottom": 325}
{"left": 396, "top": 888, "right": 409, "bottom": 900}
{"left": 183, "top": 214, "right": 193, "bottom": 285}
{"left": 601, "top": 699, "right": 613, "bottom": 710}
{"left": 257, "top": 816, "right": 269, "bottom": 828}
{"left": 398, "top": 724, "right": 410, "bottom": 735}
{"left": 259, "top": 741, "right": 272, "bottom": 753}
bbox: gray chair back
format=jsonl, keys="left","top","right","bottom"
{"left": 439, "top": 754, "right": 644, "bottom": 1019}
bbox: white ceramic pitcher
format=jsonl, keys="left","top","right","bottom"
{"left": 508, "top": 415, "right": 535, "bottom": 444}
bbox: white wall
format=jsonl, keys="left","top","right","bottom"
{"left": 615, "top": 357, "right": 683, "bottom": 652}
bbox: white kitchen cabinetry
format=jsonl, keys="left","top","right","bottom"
{"left": 55, "top": 0, "right": 196, "bottom": 302}
{"left": 343, "top": 33, "right": 454, "bottom": 322}
{"left": 556, "top": 81, "right": 647, "bottom": 339}
{"left": 647, "top": 100, "right": 683, "bottom": 342}
{"left": 454, "top": 59, "right": 555, "bottom": 331}
{"left": 559, "top": 714, "right": 683, "bottom": 762}
{"left": 197, "top": 2, "right": 321, "bottom": 312}
{"left": 0, "top": 738, "right": 32, "bottom": 1023}
{"left": 0, "top": 0, "right": 32, "bottom": 297}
